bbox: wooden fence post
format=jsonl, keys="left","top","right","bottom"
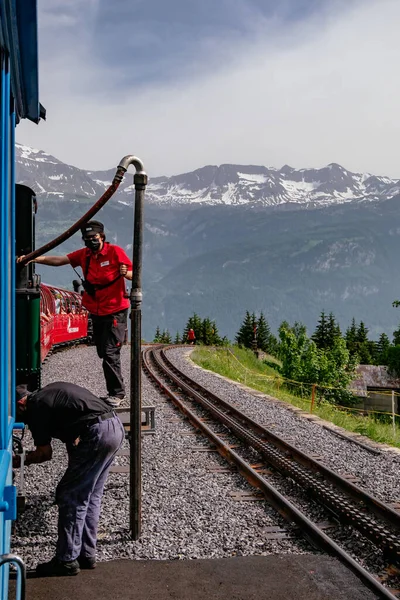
{"left": 310, "top": 384, "right": 316, "bottom": 413}
{"left": 392, "top": 390, "right": 396, "bottom": 437}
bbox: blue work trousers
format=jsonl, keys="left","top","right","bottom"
{"left": 55, "top": 415, "right": 125, "bottom": 561}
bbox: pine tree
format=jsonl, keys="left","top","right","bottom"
{"left": 209, "top": 320, "right": 222, "bottom": 346}
{"left": 257, "top": 312, "right": 271, "bottom": 353}
{"left": 153, "top": 326, "right": 161, "bottom": 343}
{"left": 376, "top": 333, "right": 391, "bottom": 365}
{"left": 312, "top": 310, "right": 328, "bottom": 349}
{"left": 201, "top": 317, "right": 215, "bottom": 346}
{"left": 183, "top": 313, "right": 202, "bottom": 343}
{"left": 174, "top": 332, "right": 181, "bottom": 344}
{"left": 326, "top": 312, "right": 341, "bottom": 349}
{"left": 345, "top": 318, "right": 358, "bottom": 356}
{"left": 160, "top": 329, "right": 172, "bottom": 344}
{"left": 393, "top": 325, "right": 400, "bottom": 346}
{"left": 356, "top": 322, "right": 369, "bottom": 344}
{"left": 292, "top": 321, "right": 307, "bottom": 341}
{"left": 235, "top": 311, "right": 255, "bottom": 349}
{"left": 267, "top": 333, "right": 279, "bottom": 357}
{"left": 356, "top": 321, "right": 372, "bottom": 364}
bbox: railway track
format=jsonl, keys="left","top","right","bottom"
{"left": 143, "top": 345, "right": 400, "bottom": 600}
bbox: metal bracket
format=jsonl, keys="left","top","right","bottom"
{"left": 3, "top": 486, "right": 16, "bottom": 521}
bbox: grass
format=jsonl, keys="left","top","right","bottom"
{"left": 191, "top": 346, "right": 400, "bottom": 449}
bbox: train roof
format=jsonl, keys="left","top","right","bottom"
{"left": 0, "top": 0, "right": 45, "bottom": 123}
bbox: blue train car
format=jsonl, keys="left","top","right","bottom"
{"left": 0, "top": 1, "right": 44, "bottom": 596}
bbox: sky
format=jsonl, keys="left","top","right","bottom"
{"left": 16, "top": 0, "right": 400, "bottom": 178}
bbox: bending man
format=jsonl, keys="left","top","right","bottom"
{"left": 14, "top": 382, "right": 124, "bottom": 577}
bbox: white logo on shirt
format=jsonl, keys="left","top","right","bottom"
{"left": 100, "top": 261, "right": 110, "bottom": 267}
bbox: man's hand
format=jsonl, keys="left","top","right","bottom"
{"left": 16, "top": 255, "right": 33, "bottom": 265}
{"left": 119, "top": 264, "right": 132, "bottom": 280}
{"left": 25, "top": 445, "right": 52, "bottom": 465}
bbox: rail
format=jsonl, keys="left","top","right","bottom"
{"left": 143, "top": 345, "right": 399, "bottom": 600}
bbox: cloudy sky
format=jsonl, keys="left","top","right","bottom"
{"left": 17, "top": 0, "right": 400, "bottom": 177}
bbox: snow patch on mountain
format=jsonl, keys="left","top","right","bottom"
{"left": 237, "top": 172, "right": 267, "bottom": 184}
{"left": 15, "top": 143, "right": 400, "bottom": 209}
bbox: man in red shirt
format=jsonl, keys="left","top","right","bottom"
{"left": 22, "top": 221, "right": 132, "bottom": 408}
{"left": 187, "top": 328, "right": 196, "bottom": 345}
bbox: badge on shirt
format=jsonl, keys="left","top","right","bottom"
{"left": 100, "top": 261, "right": 110, "bottom": 267}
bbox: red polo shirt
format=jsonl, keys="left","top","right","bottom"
{"left": 67, "top": 243, "right": 132, "bottom": 316}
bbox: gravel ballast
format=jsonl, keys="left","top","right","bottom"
{"left": 11, "top": 344, "right": 400, "bottom": 573}
{"left": 166, "top": 347, "right": 400, "bottom": 505}
{"left": 12, "top": 345, "right": 312, "bottom": 568}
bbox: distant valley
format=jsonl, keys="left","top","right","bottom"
{"left": 16, "top": 144, "right": 400, "bottom": 341}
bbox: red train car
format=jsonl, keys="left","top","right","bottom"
{"left": 40, "top": 283, "right": 89, "bottom": 361}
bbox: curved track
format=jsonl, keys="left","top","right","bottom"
{"left": 143, "top": 345, "right": 400, "bottom": 600}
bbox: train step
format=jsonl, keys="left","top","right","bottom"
{"left": 114, "top": 402, "right": 156, "bottom": 435}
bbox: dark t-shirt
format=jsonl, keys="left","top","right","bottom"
{"left": 25, "top": 382, "right": 112, "bottom": 446}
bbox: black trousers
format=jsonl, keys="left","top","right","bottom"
{"left": 91, "top": 309, "right": 128, "bottom": 398}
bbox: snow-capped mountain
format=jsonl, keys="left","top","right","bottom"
{"left": 16, "top": 143, "right": 400, "bottom": 208}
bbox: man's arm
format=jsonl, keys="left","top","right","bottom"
{"left": 17, "top": 255, "right": 70, "bottom": 266}
{"left": 25, "top": 444, "right": 53, "bottom": 465}
{"left": 115, "top": 246, "right": 133, "bottom": 281}
{"left": 34, "top": 256, "right": 70, "bottom": 266}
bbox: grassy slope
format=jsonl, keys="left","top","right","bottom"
{"left": 192, "top": 346, "right": 400, "bottom": 449}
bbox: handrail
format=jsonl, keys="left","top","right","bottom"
{"left": 0, "top": 554, "right": 26, "bottom": 600}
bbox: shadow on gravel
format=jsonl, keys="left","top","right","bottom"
{"left": 13, "top": 494, "right": 56, "bottom": 536}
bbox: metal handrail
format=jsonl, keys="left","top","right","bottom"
{"left": 0, "top": 554, "right": 26, "bottom": 600}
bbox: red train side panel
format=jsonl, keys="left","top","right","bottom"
{"left": 40, "top": 283, "right": 89, "bottom": 361}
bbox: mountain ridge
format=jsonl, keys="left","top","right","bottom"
{"left": 16, "top": 143, "right": 400, "bottom": 209}
{"left": 15, "top": 143, "right": 400, "bottom": 341}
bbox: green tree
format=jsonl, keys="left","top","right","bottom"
{"left": 209, "top": 320, "right": 222, "bottom": 346}
{"left": 174, "top": 332, "right": 181, "bottom": 344}
{"left": 326, "top": 312, "right": 342, "bottom": 349}
{"left": 356, "top": 321, "right": 372, "bottom": 364}
{"left": 345, "top": 318, "right": 358, "bottom": 356}
{"left": 278, "top": 321, "right": 319, "bottom": 383}
{"left": 160, "top": 329, "right": 172, "bottom": 344}
{"left": 388, "top": 346, "right": 400, "bottom": 376}
{"left": 393, "top": 325, "right": 400, "bottom": 347}
{"left": 267, "top": 334, "right": 279, "bottom": 356}
{"left": 183, "top": 313, "right": 202, "bottom": 343}
{"left": 202, "top": 317, "right": 216, "bottom": 346}
{"left": 235, "top": 311, "right": 257, "bottom": 349}
{"left": 356, "top": 321, "right": 369, "bottom": 344}
{"left": 257, "top": 312, "right": 271, "bottom": 353}
{"left": 312, "top": 310, "right": 328, "bottom": 349}
{"left": 321, "top": 337, "right": 358, "bottom": 405}
{"left": 376, "top": 333, "right": 391, "bottom": 365}
{"left": 278, "top": 321, "right": 358, "bottom": 406}
{"left": 153, "top": 326, "right": 161, "bottom": 343}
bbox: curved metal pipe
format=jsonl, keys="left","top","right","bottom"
{"left": 0, "top": 554, "right": 26, "bottom": 600}
{"left": 17, "top": 157, "right": 142, "bottom": 267}
{"left": 118, "top": 155, "right": 145, "bottom": 174}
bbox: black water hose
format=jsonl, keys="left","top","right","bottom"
{"left": 17, "top": 154, "right": 145, "bottom": 267}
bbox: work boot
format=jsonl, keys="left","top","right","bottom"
{"left": 78, "top": 555, "right": 96, "bottom": 569}
{"left": 36, "top": 557, "right": 80, "bottom": 577}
